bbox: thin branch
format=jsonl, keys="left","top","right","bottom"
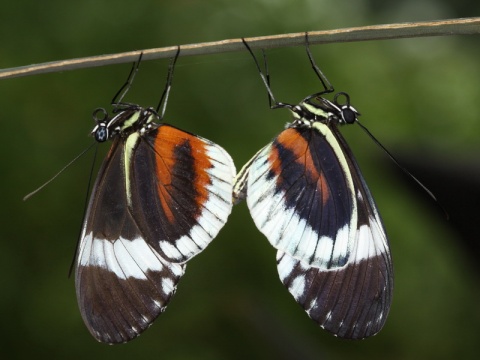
{"left": 1, "top": 17, "right": 479, "bottom": 80}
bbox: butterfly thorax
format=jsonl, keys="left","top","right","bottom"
{"left": 92, "top": 106, "right": 159, "bottom": 143}
{"left": 290, "top": 95, "right": 359, "bottom": 130}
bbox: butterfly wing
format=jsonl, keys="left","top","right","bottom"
{"left": 241, "top": 123, "right": 392, "bottom": 339}
{"left": 276, "top": 166, "right": 392, "bottom": 338}
{"left": 77, "top": 122, "right": 235, "bottom": 343}
{"left": 76, "top": 138, "right": 185, "bottom": 344}
{"left": 130, "top": 124, "right": 236, "bottom": 263}
{"left": 245, "top": 126, "right": 356, "bottom": 268}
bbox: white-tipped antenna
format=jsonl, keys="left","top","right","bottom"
{"left": 23, "top": 143, "right": 95, "bottom": 201}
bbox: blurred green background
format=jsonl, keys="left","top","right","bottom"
{"left": 1, "top": 0, "right": 479, "bottom": 359}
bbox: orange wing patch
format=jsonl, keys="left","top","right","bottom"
{"left": 274, "top": 128, "right": 330, "bottom": 205}
{"left": 154, "top": 125, "right": 212, "bottom": 223}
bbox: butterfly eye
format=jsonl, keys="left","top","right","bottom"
{"left": 93, "top": 123, "right": 108, "bottom": 142}
{"left": 341, "top": 105, "right": 358, "bottom": 124}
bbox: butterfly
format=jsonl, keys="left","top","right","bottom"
{"left": 75, "top": 48, "right": 236, "bottom": 343}
{"left": 233, "top": 35, "right": 393, "bottom": 339}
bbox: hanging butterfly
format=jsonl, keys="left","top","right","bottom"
{"left": 75, "top": 47, "right": 236, "bottom": 343}
{"left": 233, "top": 35, "right": 393, "bottom": 339}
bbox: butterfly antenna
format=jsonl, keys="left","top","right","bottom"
{"left": 356, "top": 120, "right": 447, "bottom": 217}
{"left": 156, "top": 46, "right": 181, "bottom": 119}
{"left": 111, "top": 53, "right": 143, "bottom": 108}
{"left": 23, "top": 143, "right": 96, "bottom": 201}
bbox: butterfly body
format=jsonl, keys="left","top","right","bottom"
{"left": 77, "top": 105, "right": 235, "bottom": 343}
{"left": 234, "top": 95, "right": 393, "bottom": 339}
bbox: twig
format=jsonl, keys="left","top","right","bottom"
{"left": 1, "top": 18, "right": 479, "bottom": 80}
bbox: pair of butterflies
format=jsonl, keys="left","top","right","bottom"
{"left": 75, "top": 39, "right": 392, "bottom": 344}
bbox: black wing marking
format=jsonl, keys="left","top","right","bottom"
{"left": 75, "top": 138, "right": 185, "bottom": 344}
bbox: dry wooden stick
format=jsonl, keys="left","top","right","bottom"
{"left": 0, "top": 17, "right": 479, "bottom": 80}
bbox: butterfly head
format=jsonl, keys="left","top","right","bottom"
{"left": 91, "top": 108, "right": 110, "bottom": 143}
{"left": 296, "top": 91, "right": 360, "bottom": 128}
{"left": 333, "top": 92, "right": 360, "bottom": 125}
{"left": 90, "top": 106, "right": 160, "bottom": 143}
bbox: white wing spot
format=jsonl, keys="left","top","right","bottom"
{"left": 289, "top": 275, "right": 306, "bottom": 301}
{"left": 162, "top": 278, "right": 175, "bottom": 296}
{"left": 80, "top": 234, "right": 165, "bottom": 280}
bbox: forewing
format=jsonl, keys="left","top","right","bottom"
{"left": 131, "top": 124, "right": 236, "bottom": 263}
{"left": 75, "top": 139, "right": 185, "bottom": 344}
{"left": 246, "top": 126, "right": 356, "bottom": 268}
